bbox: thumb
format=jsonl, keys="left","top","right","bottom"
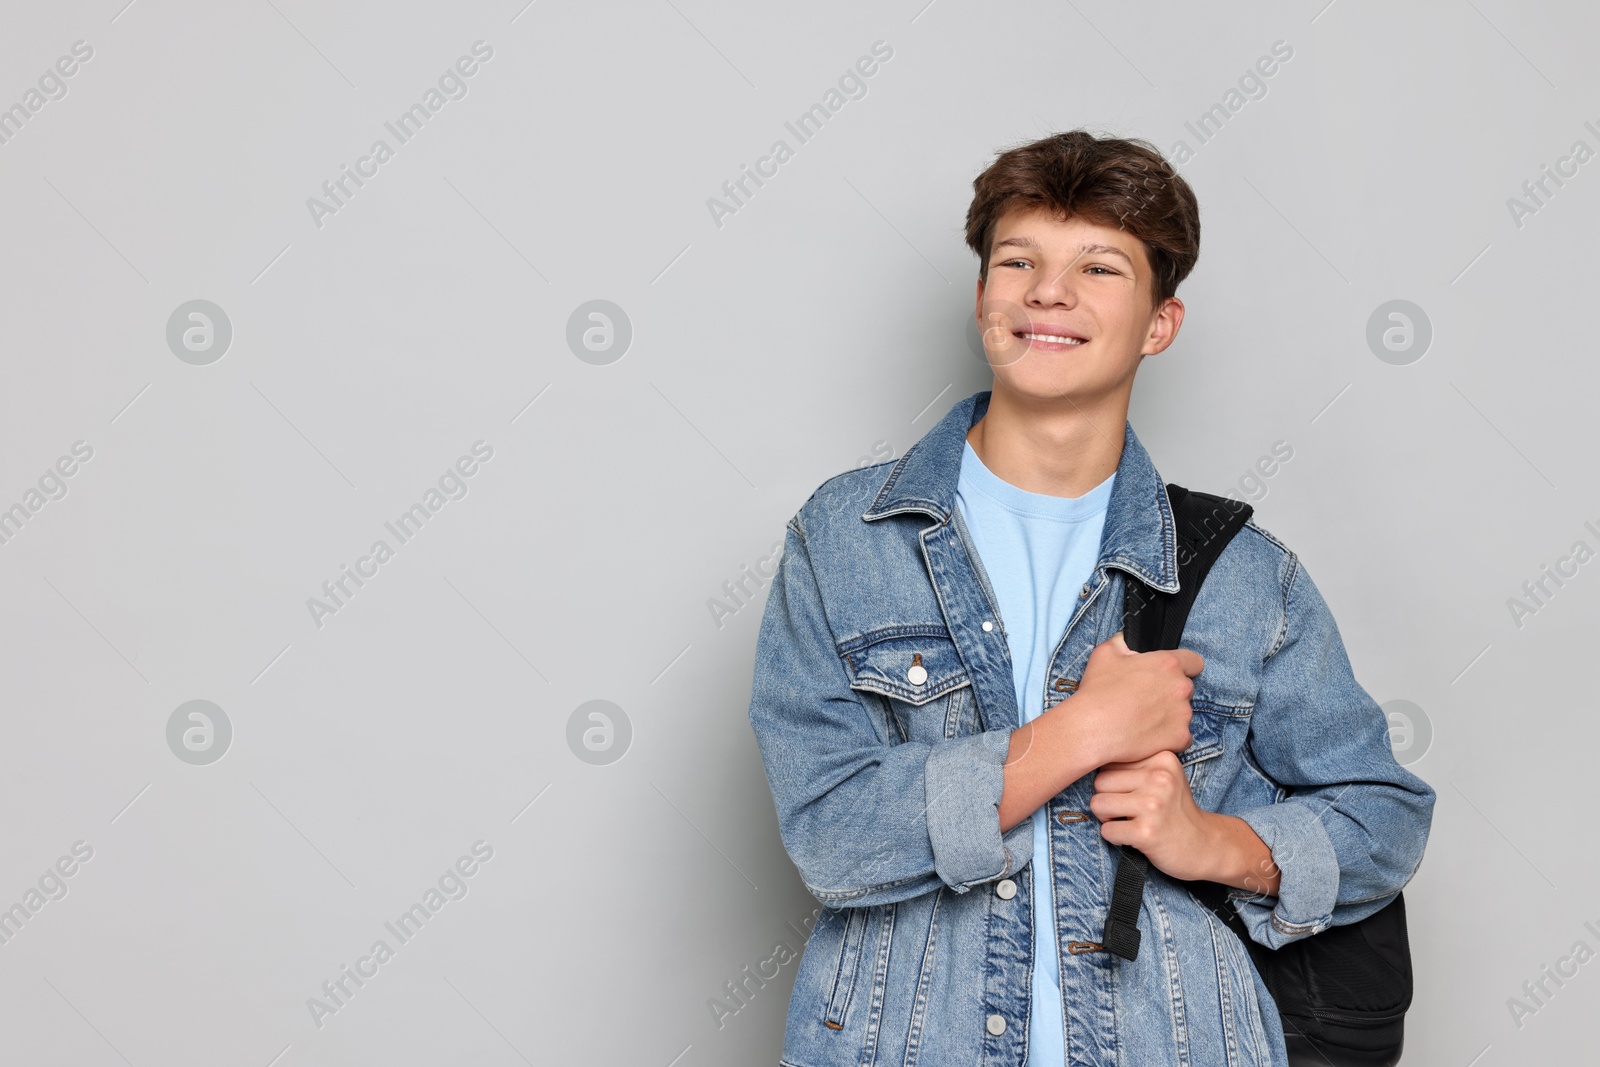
{"left": 1175, "top": 647, "right": 1206, "bottom": 677}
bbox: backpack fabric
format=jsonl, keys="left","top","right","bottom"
{"left": 1104, "top": 484, "right": 1413, "bottom": 1067}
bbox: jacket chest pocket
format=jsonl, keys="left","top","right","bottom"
{"left": 1180, "top": 698, "right": 1253, "bottom": 804}
{"left": 839, "top": 631, "right": 978, "bottom": 744}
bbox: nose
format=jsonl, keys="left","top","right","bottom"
{"left": 1027, "top": 254, "right": 1082, "bottom": 308}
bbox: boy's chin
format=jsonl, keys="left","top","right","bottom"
{"left": 995, "top": 376, "right": 1130, "bottom": 413}
{"left": 999, "top": 374, "right": 1089, "bottom": 400}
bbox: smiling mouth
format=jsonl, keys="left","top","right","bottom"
{"left": 1017, "top": 331, "right": 1085, "bottom": 346}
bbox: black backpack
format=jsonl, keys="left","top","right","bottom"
{"left": 1100, "top": 484, "right": 1413, "bottom": 1067}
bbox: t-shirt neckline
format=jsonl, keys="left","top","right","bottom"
{"left": 959, "top": 440, "right": 1115, "bottom": 522}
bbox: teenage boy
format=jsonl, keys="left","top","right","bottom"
{"left": 745, "top": 130, "right": 1435, "bottom": 1066}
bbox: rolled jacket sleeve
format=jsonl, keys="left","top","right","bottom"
{"left": 748, "top": 518, "right": 1027, "bottom": 908}
{"left": 1223, "top": 555, "right": 1437, "bottom": 950}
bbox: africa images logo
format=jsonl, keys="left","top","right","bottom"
{"left": 306, "top": 841, "right": 495, "bottom": 1029}
{"left": 305, "top": 41, "right": 495, "bottom": 230}
{"left": 306, "top": 441, "right": 494, "bottom": 629}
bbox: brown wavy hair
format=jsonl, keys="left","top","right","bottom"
{"left": 965, "top": 130, "right": 1200, "bottom": 309}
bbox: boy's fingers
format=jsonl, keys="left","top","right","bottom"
{"left": 1109, "top": 630, "right": 1202, "bottom": 675}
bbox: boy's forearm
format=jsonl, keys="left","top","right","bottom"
{"left": 998, "top": 701, "right": 1106, "bottom": 833}
{"left": 1200, "top": 812, "right": 1282, "bottom": 897}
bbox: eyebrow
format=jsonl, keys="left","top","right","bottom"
{"left": 991, "top": 236, "right": 1135, "bottom": 266}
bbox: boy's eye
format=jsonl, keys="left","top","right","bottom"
{"left": 996, "top": 259, "right": 1119, "bottom": 274}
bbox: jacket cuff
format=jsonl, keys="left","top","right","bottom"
{"left": 923, "top": 727, "right": 1020, "bottom": 892}
{"left": 1227, "top": 801, "right": 1340, "bottom": 948}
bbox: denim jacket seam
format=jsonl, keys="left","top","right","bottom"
{"left": 1263, "top": 550, "right": 1301, "bottom": 661}
{"left": 837, "top": 622, "right": 959, "bottom": 655}
{"left": 1243, "top": 516, "right": 1292, "bottom": 556}
{"left": 807, "top": 871, "right": 931, "bottom": 905}
{"left": 1269, "top": 912, "right": 1323, "bottom": 935}
{"left": 785, "top": 515, "right": 852, "bottom": 658}
{"left": 948, "top": 503, "right": 1007, "bottom": 633}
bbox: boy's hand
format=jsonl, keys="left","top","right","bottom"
{"left": 1089, "top": 751, "right": 1219, "bottom": 883}
{"left": 1090, "top": 751, "right": 1282, "bottom": 894}
{"left": 1072, "top": 631, "right": 1202, "bottom": 767}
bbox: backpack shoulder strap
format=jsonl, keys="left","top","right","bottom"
{"left": 1101, "top": 484, "right": 1253, "bottom": 961}
{"left": 1122, "top": 485, "right": 1254, "bottom": 654}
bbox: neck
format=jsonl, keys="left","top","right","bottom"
{"left": 966, "top": 385, "right": 1127, "bottom": 498}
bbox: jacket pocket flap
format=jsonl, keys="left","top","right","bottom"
{"left": 1180, "top": 699, "right": 1251, "bottom": 765}
{"left": 839, "top": 631, "right": 972, "bottom": 707}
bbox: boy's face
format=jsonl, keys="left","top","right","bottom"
{"left": 974, "top": 206, "right": 1183, "bottom": 414}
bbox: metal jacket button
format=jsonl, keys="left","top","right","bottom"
{"left": 986, "top": 1013, "right": 1007, "bottom": 1035}
{"left": 982, "top": 620, "right": 994, "bottom": 632}
{"left": 906, "top": 652, "right": 927, "bottom": 686}
{"left": 995, "top": 878, "right": 1017, "bottom": 899}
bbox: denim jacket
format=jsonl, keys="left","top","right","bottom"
{"left": 747, "top": 390, "right": 1435, "bottom": 1067}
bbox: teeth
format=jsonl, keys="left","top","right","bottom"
{"left": 1020, "top": 332, "right": 1084, "bottom": 345}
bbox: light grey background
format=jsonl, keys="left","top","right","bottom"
{"left": 0, "top": 0, "right": 1595, "bottom": 1064}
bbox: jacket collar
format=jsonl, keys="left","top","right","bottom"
{"left": 862, "top": 389, "right": 1180, "bottom": 594}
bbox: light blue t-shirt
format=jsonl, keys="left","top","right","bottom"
{"left": 955, "top": 439, "right": 1114, "bottom": 1067}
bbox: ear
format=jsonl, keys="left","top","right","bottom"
{"left": 1141, "top": 296, "right": 1185, "bottom": 357}
{"left": 973, "top": 274, "right": 986, "bottom": 325}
